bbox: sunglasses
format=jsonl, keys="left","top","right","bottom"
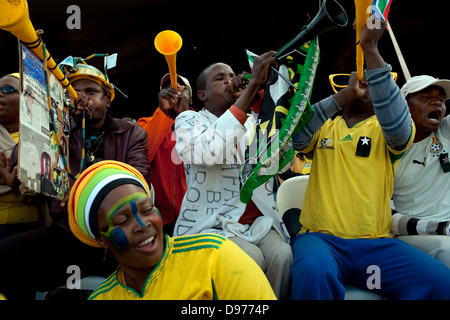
{"left": 329, "top": 73, "right": 398, "bottom": 94}
{"left": 0, "top": 85, "right": 19, "bottom": 94}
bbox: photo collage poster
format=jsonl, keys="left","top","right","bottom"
{"left": 18, "top": 44, "right": 70, "bottom": 200}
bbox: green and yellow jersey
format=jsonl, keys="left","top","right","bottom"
{"left": 299, "top": 115, "right": 415, "bottom": 239}
{"left": 89, "top": 233, "right": 276, "bottom": 300}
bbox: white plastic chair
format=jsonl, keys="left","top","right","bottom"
{"left": 276, "top": 175, "right": 309, "bottom": 219}
{"left": 276, "top": 175, "right": 383, "bottom": 300}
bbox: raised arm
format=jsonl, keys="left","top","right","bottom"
{"left": 174, "top": 110, "right": 247, "bottom": 167}
{"left": 360, "top": 17, "right": 414, "bottom": 151}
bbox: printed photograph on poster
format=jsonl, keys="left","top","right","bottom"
{"left": 18, "top": 125, "right": 41, "bottom": 192}
{"left": 18, "top": 44, "right": 70, "bottom": 200}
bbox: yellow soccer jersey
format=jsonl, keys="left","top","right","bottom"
{"left": 299, "top": 115, "right": 414, "bottom": 239}
{"left": 89, "top": 233, "right": 276, "bottom": 300}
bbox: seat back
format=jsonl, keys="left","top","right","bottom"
{"left": 276, "top": 175, "right": 309, "bottom": 217}
{"left": 276, "top": 175, "right": 384, "bottom": 300}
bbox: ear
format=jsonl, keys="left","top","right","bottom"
{"left": 105, "top": 95, "right": 112, "bottom": 109}
{"left": 197, "top": 89, "right": 206, "bottom": 103}
{"left": 96, "top": 235, "right": 110, "bottom": 250}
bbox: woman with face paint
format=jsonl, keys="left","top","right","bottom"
{"left": 68, "top": 160, "right": 276, "bottom": 300}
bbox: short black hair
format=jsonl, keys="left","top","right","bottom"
{"left": 196, "top": 62, "right": 224, "bottom": 91}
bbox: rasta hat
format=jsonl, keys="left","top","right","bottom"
{"left": 68, "top": 160, "right": 150, "bottom": 247}
{"left": 67, "top": 64, "right": 116, "bottom": 102}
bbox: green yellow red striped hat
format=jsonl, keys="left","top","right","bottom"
{"left": 68, "top": 160, "right": 150, "bottom": 247}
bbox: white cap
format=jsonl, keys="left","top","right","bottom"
{"left": 401, "top": 75, "right": 450, "bottom": 99}
{"left": 160, "top": 73, "right": 192, "bottom": 97}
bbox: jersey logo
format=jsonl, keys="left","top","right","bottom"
{"left": 412, "top": 158, "right": 426, "bottom": 166}
{"left": 318, "top": 138, "right": 334, "bottom": 150}
{"left": 440, "top": 153, "right": 450, "bottom": 173}
{"left": 356, "top": 136, "right": 371, "bottom": 157}
{"left": 430, "top": 137, "right": 443, "bottom": 155}
{"left": 340, "top": 134, "right": 353, "bottom": 142}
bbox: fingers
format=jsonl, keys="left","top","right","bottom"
{"left": 255, "top": 50, "right": 277, "bottom": 66}
{"left": 347, "top": 71, "right": 369, "bottom": 99}
{"left": 159, "top": 88, "right": 182, "bottom": 104}
{"left": 75, "top": 92, "right": 88, "bottom": 109}
{"left": 0, "top": 151, "right": 6, "bottom": 168}
{"left": 71, "top": 92, "right": 93, "bottom": 117}
{"left": 248, "top": 50, "right": 277, "bottom": 88}
{"left": 360, "top": 15, "right": 386, "bottom": 51}
{"left": 5, "top": 157, "right": 13, "bottom": 172}
{"left": 230, "top": 88, "right": 243, "bottom": 100}
{"left": 229, "top": 74, "right": 249, "bottom": 93}
{"left": 348, "top": 71, "right": 360, "bottom": 85}
{"left": 158, "top": 87, "right": 184, "bottom": 116}
{"left": 70, "top": 98, "right": 92, "bottom": 117}
{"left": 8, "top": 166, "right": 18, "bottom": 187}
{"left": 0, "top": 151, "right": 13, "bottom": 174}
{"left": 60, "top": 191, "right": 70, "bottom": 207}
{"left": 0, "top": 151, "right": 6, "bottom": 185}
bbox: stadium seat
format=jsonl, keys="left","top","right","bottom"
{"left": 276, "top": 175, "right": 384, "bottom": 300}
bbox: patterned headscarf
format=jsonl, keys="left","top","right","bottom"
{"left": 68, "top": 160, "right": 150, "bottom": 247}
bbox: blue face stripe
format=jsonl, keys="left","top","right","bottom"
{"left": 111, "top": 228, "right": 130, "bottom": 253}
{"left": 131, "top": 200, "right": 147, "bottom": 228}
{"left": 101, "top": 193, "right": 149, "bottom": 254}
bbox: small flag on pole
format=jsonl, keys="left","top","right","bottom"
{"left": 371, "top": 0, "right": 393, "bottom": 21}
{"left": 104, "top": 53, "right": 118, "bottom": 70}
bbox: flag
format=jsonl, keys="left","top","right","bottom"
{"left": 239, "top": 37, "right": 319, "bottom": 204}
{"left": 104, "top": 53, "right": 118, "bottom": 70}
{"left": 372, "top": 0, "right": 393, "bottom": 21}
{"left": 58, "top": 55, "right": 77, "bottom": 74}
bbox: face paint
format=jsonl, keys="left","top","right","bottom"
{"left": 101, "top": 192, "right": 149, "bottom": 254}
{"left": 130, "top": 201, "right": 147, "bottom": 228}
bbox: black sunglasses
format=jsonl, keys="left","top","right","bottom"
{"left": 0, "top": 85, "right": 19, "bottom": 94}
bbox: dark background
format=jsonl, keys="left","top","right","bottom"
{"left": 1, "top": 0, "right": 448, "bottom": 119}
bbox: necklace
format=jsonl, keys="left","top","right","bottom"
{"left": 87, "top": 131, "right": 105, "bottom": 162}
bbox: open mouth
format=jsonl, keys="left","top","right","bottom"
{"left": 137, "top": 235, "right": 155, "bottom": 249}
{"left": 426, "top": 109, "right": 443, "bottom": 126}
{"left": 428, "top": 110, "right": 441, "bottom": 121}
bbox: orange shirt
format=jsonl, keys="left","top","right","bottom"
{"left": 137, "top": 108, "right": 187, "bottom": 226}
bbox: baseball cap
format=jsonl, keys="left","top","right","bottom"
{"left": 401, "top": 75, "right": 450, "bottom": 99}
{"left": 160, "top": 73, "right": 192, "bottom": 97}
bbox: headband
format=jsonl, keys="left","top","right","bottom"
{"left": 68, "top": 160, "right": 150, "bottom": 247}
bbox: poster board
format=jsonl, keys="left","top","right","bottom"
{"left": 18, "top": 44, "right": 70, "bottom": 200}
